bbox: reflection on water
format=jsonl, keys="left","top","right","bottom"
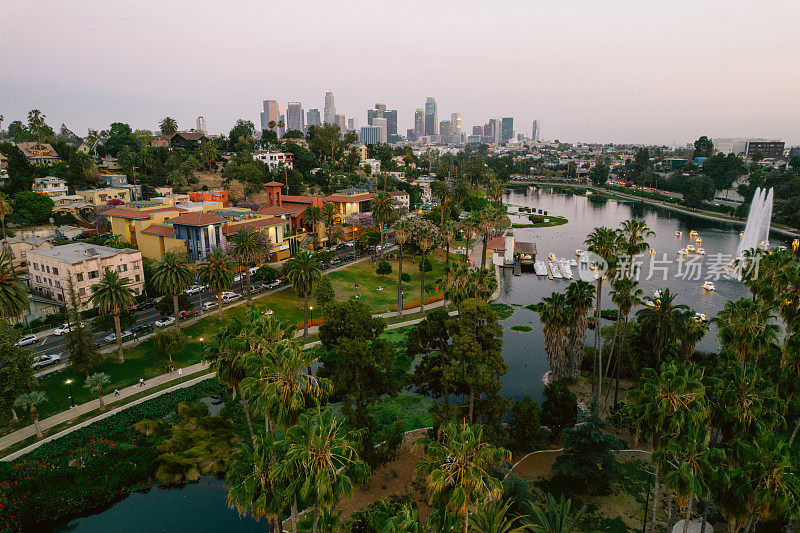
{"left": 498, "top": 186, "right": 788, "bottom": 401}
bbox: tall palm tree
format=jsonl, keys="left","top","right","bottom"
{"left": 283, "top": 252, "right": 321, "bottom": 337}
{"left": 393, "top": 219, "right": 413, "bottom": 318}
{"left": 607, "top": 277, "right": 642, "bottom": 407}
{"left": 678, "top": 310, "right": 709, "bottom": 361}
{"left": 84, "top": 372, "right": 111, "bottom": 411}
{"left": 635, "top": 288, "right": 687, "bottom": 365}
{"left": 414, "top": 220, "right": 437, "bottom": 313}
{"left": 159, "top": 116, "right": 178, "bottom": 135}
{"left": 564, "top": 280, "right": 595, "bottom": 381}
{"left": 584, "top": 226, "right": 622, "bottom": 397}
{"left": 415, "top": 421, "right": 511, "bottom": 533}
{"left": 715, "top": 298, "right": 779, "bottom": 369}
{"left": 89, "top": 269, "right": 135, "bottom": 362}
{"left": 440, "top": 219, "right": 458, "bottom": 308}
{"left": 321, "top": 202, "right": 340, "bottom": 244}
{"left": 197, "top": 247, "right": 235, "bottom": 321}
{"left": 372, "top": 191, "right": 395, "bottom": 258}
{"left": 0, "top": 250, "right": 28, "bottom": 320}
{"left": 628, "top": 361, "right": 708, "bottom": 533}
{"left": 526, "top": 493, "right": 587, "bottom": 533}
{"left": 151, "top": 251, "right": 194, "bottom": 329}
{"left": 478, "top": 206, "right": 499, "bottom": 269}
{"left": 462, "top": 215, "right": 479, "bottom": 262}
{"left": 278, "top": 409, "right": 369, "bottom": 533}
{"left": 27, "top": 109, "right": 47, "bottom": 153}
{"left": 538, "top": 293, "right": 571, "bottom": 380}
{"left": 431, "top": 180, "right": 451, "bottom": 227}
{"left": 229, "top": 227, "right": 271, "bottom": 307}
{"left": 304, "top": 206, "right": 325, "bottom": 249}
{"left": 618, "top": 219, "right": 654, "bottom": 272}
{"left": 0, "top": 193, "right": 12, "bottom": 240}
{"left": 14, "top": 391, "right": 46, "bottom": 439}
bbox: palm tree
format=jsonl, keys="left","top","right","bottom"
{"left": 27, "top": 109, "right": 47, "bottom": 153}
{"left": 89, "top": 269, "right": 135, "bottom": 362}
{"left": 197, "top": 247, "right": 235, "bottom": 321}
{"left": 0, "top": 250, "right": 28, "bottom": 320}
{"left": 618, "top": 219, "right": 654, "bottom": 271}
{"left": 415, "top": 421, "right": 511, "bottom": 533}
{"left": 304, "top": 206, "right": 325, "bottom": 249}
{"left": 564, "top": 280, "right": 595, "bottom": 381}
{"left": 414, "top": 220, "right": 438, "bottom": 313}
{"left": 470, "top": 500, "right": 528, "bottom": 533}
{"left": 526, "top": 493, "right": 586, "bottom": 533}
{"left": 471, "top": 267, "right": 498, "bottom": 302}
{"left": 372, "top": 191, "right": 395, "bottom": 258}
{"left": 607, "top": 277, "right": 642, "bottom": 407}
{"left": 14, "top": 391, "right": 46, "bottom": 439}
{"left": 478, "top": 206, "right": 499, "bottom": 269}
{"left": 278, "top": 409, "right": 369, "bottom": 533}
{"left": 538, "top": 293, "right": 571, "bottom": 380}
{"left": 440, "top": 219, "right": 458, "bottom": 308}
{"left": 715, "top": 298, "right": 779, "bottom": 369}
{"left": 151, "top": 251, "right": 194, "bottom": 329}
{"left": 283, "top": 252, "right": 321, "bottom": 337}
{"left": 159, "top": 116, "right": 178, "bottom": 135}
{"left": 635, "top": 288, "right": 687, "bottom": 365}
{"left": 628, "top": 361, "right": 708, "bottom": 533}
{"left": 84, "top": 372, "right": 111, "bottom": 411}
{"left": 431, "top": 180, "right": 451, "bottom": 227}
{"left": 0, "top": 193, "right": 12, "bottom": 240}
{"left": 394, "top": 219, "right": 413, "bottom": 318}
{"left": 584, "top": 226, "right": 621, "bottom": 397}
{"left": 678, "top": 310, "right": 709, "bottom": 361}
{"left": 321, "top": 202, "right": 340, "bottom": 244}
{"left": 229, "top": 226, "right": 271, "bottom": 307}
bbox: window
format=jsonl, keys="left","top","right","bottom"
{"left": 52, "top": 267, "right": 58, "bottom": 275}
{"left": 48, "top": 278, "right": 52, "bottom": 286}
{"left": 54, "top": 281, "right": 61, "bottom": 288}
{"left": 76, "top": 273, "right": 83, "bottom": 282}
{"left": 79, "top": 288, "right": 86, "bottom": 296}
{"left": 46, "top": 265, "right": 50, "bottom": 273}
{"left": 135, "top": 274, "right": 141, "bottom": 282}
{"left": 133, "top": 262, "right": 140, "bottom": 270}
{"left": 35, "top": 275, "right": 41, "bottom": 283}
{"left": 33, "top": 263, "right": 39, "bottom": 271}
{"left": 89, "top": 270, "right": 99, "bottom": 279}
{"left": 118, "top": 264, "right": 127, "bottom": 272}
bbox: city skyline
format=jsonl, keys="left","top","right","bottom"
{"left": 2, "top": 0, "right": 799, "bottom": 145}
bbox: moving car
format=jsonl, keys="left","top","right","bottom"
{"left": 267, "top": 280, "right": 281, "bottom": 289}
{"left": 16, "top": 334, "right": 38, "bottom": 347}
{"left": 135, "top": 299, "right": 157, "bottom": 311}
{"left": 32, "top": 352, "right": 63, "bottom": 370}
{"left": 183, "top": 284, "right": 204, "bottom": 295}
{"left": 202, "top": 301, "right": 218, "bottom": 311}
{"left": 179, "top": 309, "right": 199, "bottom": 320}
{"left": 52, "top": 323, "right": 70, "bottom": 336}
{"left": 104, "top": 330, "right": 133, "bottom": 344}
{"left": 155, "top": 317, "right": 176, "bottom": 327}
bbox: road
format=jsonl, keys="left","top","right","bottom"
{"left": 25, "top": 243, "right": 382, "bottom": 374}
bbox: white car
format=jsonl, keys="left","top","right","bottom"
{"left": 32, "top": 352, "right": 63, "bottom": 370}
{"left": 104, "top": 330, "right": 133, "bottom": 344}
{"left": 52, "top": 323, "right": 70, "bottom": 336}
{"left": 16, "top": 334, "right": 38, "bottom": 347}
{"left": 155, "top": 317, "right": 176, "bottom": 327}
{"left": 221, "top": 292, "right": 241, "bottom": 303}
{"left": 249, "top": 266, "right": 260, "bottom": 275}
{"left": 202, "top": 301, "right": 218, "bottom": 311}
{"left": 183, "top": 284, "right": 204, "bottom": 295}
{"left": 234, "top": 274, "right": 242, "bottom": 282}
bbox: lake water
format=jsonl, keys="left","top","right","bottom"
{"left": 497, "top": 185, "right": 790, "bottom": 401}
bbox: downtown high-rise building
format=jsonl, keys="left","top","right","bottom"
{"left": 260, "top": 100, "right": 279, "bottom": 131}
{"left": 335, "top": 114, "right": 346, "bottom": 134}
{"left": 286, "top": 102, "right": 305, "bottom": 133}
{"left": 407, "top": 128, "right": 416, "bottom": 141}
{"left": 414, "top": 109, "right": 425, "bottom": 140}
{"left": 347, "top": 118, "right": 358, "bottom": 131}
{"left": 439, "top": 121, "right": 452, "bottom": 145}
{"left": 450, "top": 113, "right": 461, "bottom": 136}
{"left": 196, "top": 116, "right": 207, "bottom": 135}
{"left": 360, "top": 125, "right": 381, "bottom": 145}
{"left": 531, "top": 120, "right": 540, "bottom": 141}
{"left": 323, "top": 90, "right": 336, "bottom": 125}
{"left": 373, "top": 117, "right": 388, "bottom": 144}
{"left": 424, "top": 97, "right": 438, "bottom": 136}
{"left": 501, "top": 118, "right": 514, "bottom": 142}
{"left": 368, "top": 103, "right": 398, "bottom": 142}
{"left": 307, "top": 109, "right": 321, "bottom": 128}
{"left": 472, "top": 125, "right": 483, "bottom": 136}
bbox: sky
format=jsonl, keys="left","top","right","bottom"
{"left": 2, "top": 0, "right": 799, "bottom": 146}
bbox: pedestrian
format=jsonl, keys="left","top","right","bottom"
{"left": 114, "top": 388, "right": 120, "bottom": 397}
{"left": 165, "top": 362, "right": 170, "bottom": 373}
{"left": 139, "top": 378, "right": 145, "bottom": 387}
{"left": 178, "top": 367, "right": 183, "bottom": 379}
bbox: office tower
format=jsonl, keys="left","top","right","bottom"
{"left": 531, "top": 120, "right": 540, "bottom": 142}
{"left": 384, "top": 109, "right": 398, "bottom": 141}
{"left": 307, "top": 109, "right": 321, "bottom": 127}
{"left": 501, "top": 118, "right": 514, "bottom": 142}
{"left": 487, "top": 120, "right": 497, "bottom": 139}
{"left": 407, "top": 128, "right": 416, "bottom": 141}
{"left": 373, "top": 117, "right": 388, "bottom": 144}
{"left": 323, "top": 90, "right": 336, "bottom": 124}
{"left": 368, "top": 103, "right": 387, "bottom": 125}
{"left": 196, "top": 116, "right": 207, "bottom": 135}
{"left": 472, "top": 125, "right": 483, "bottom": 136}
{"left": 451, "top": 113, "right": 462, "bottom": 135}
{"left": 360, "top": 125, "right": 381, "bottom": 145}
{"left": 347, "top": 118, "right": 358, "bottom": 131}
{"left": 439, "top": 121, "right": 452, "bottom": 144}
{"left": 286, "top": 102, "right": 304, "bottom": 133}
{"left": 335, "top": 114, "right": 346, "bottom": 133}
{"left": 414, "top": 109, "right": 425, "bottom": 140}
{"left": 260, "top": 100, "right": 279, "bottom": 131}
{"left": 424, "top": 97, "right": 438, "bottom": 136}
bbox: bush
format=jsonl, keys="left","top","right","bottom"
{"left": 508, "top": 396, "right": 547, "bottom": 453}
{"left": 541, "top": 378, "right": 577, "bottom": 437}
{"left": 401, "top": 272, "right": 411, "bottom": 282}
{"left": 418, "top": 257, "right": 432, "bottom": 272}
{"left": 252, "top": 265, "right": 278, "bottom": 283}
{"left": 376, "top": 261, "right": 392, "bottom": 275}
{"left": 314, "top": 276, "right": 335, "bottom": 308}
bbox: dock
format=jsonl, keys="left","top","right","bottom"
{"left": 545, "top": 261, "right": 554, "bottom": 280}
{"left": 514, "top": 262, "right": 521, "bottom": 276}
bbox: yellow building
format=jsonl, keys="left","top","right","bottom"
{"left": 76, "top": 187, "right": 130, "bottom": 206}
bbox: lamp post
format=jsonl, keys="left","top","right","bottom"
{"left": 309, "top": 306, "right": 313, "bottom": 324}
{"left": 66, "top": 379, "right": 75, "bottom": 408}
{"left": 199, "top": 337, "right": 204, "bottom": 358}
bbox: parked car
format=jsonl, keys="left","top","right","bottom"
{"left": 183, "top": 284, "right": 204, "bottom": 295}
{"left": 249, "top": 283, "right": 266, "bottom": 293}
{"left": 131, "top": 323, "right": 154, "bottom": 335}
{"left": 16, "top": 334, "right": 38, "bottom": 347}
{"left": 249, "top": 266, "right": 259, "bottom": 275}
{"left": 52, "top": 323, "right": 70, "bottom": 336}
{"left": 221, "top": 292, "right": 241, "bottom": 303}
{"left": 202, "top": 301, "right": 218, "bottom": 311}
{"left": 135, "top": 299, "right": 156, "bottom": 311}
{"left": 155, "top": 317, "right": 176, "bottom": 327}
{"left": 233, "top": 274, "right": 242, "bottom": 283}
{"left": 32, "top": 352, "right": 63, "bottom": 370}
{"left": 179, "top": 309, "right": 199, "bottom": 320}
{"left": 104, "top": 330, "right": 133, "bottom": 344}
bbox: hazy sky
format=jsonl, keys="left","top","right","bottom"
{"left": 3, "top": 0, "right": 799, "bottom": 145}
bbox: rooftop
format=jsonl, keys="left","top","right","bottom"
{"left": 221, "top": 217, "right": 285, "bottom": 235}
{"left": 29, "top": 243, "right": 139, "bottom": 264}
{"left": 167, "top": 212, "right": 227, "bottom": 226}
{"left": 104, "top": 206, "right": 185, "bottom": 219}
{"left": 141, "top": 224, "right": 176, "bottom": 237}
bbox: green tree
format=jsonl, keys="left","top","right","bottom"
{"left": 14, "top": 390, "right": 46, "bottom": 439}
{"left": 314, "top": 275, "right": 335, "bottom": 308}
{"left": 413, "top": 220, "right": 438, "bottom": 312}
{"left": 714, "top": 297, "right": 778, "bottom": 369}
{"left": 541, "top": 378, "right": 577, "bottom": 438}
{"left": 538, "top": 292, "right": 571, "bottom": 381}
{"left": 151, "top": 251, "right": 194, "bottom": 329}
{"left": 0, "top": 319, "right": 36, "bottom": 421}
{"left": 304, "top": 206, "right": 325, "bottom": 248}
{"left": 84, "top": 372, "right": 111, "bottom": 411}
{"left": 682, "top": 175, "right": 715, "bottom": 208}
{"left": 508, "top": 396, "right": 546, "bottom": 454}
{"left": 393, "top": 219, "right": 413, "bottom": 318}
{"left": 0, "top": 193, "right": 13, "bottom": 239}
{"left": 228, "top": 227, "right": 271, "bottom": 307}
{"left": 415, "top": 421, "right": 510, "bottom": 533}
{"left": 159, "top": 117, "right": 178, "bottom": 135}
{"left": 197, "top": 247, "right": 235, "bottom": 321}
{"left": 409, "top": 308, "right": 454, "bottom": 405}
{"left": 283, "top": 252, "right": 321, "bottom": 337}
{"left": 0, "top": 250, "right": 28, "bottom": 320}
{"left": 526, "top": 493, "right": 586, "bottom": 533}
{"left": 635, "top": 288, "right": 687, "bottom": 366}
{"left": 693, "top": 136, "right": 714, "bottom": 158}
{"left": 564, "top": 280, "right": 595, "bottom": 381}
{"left": 607, "top": 276, "right": 642, "bottom": 407}
{"left": 64, "top": 277, "right": 102, "bottom": 376}
{"left": 589, "top": 162, "right": 610, "bottom": 185}
{"left": 11, "top": 190, "right": 53, "bottom": 225}
{"left": 89, "top": 269, "right": 135, "bottom": 362}
{"left": 153, "top": 328, "right": 187, "bottom": 364}
{"left": 470, "top": 500, "right": 529, "bottom": 533}
{"left": 372, "top": 191, "right": 395, "bottom": 258}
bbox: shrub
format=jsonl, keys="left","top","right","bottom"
{"left": 155, "top": 294, "right": 193, "bottom": 316}
{"left": 508, "top": 396, "right": 547, "bottom": 453}
{"left": 314, "top": 276, "right": 335, "bottom": 307}
{"left": 376, "top": 261, "right": 392, "bottom": 275}
{"left": 401, "top": 272, "right": 411, "bottom": 282}
{"left": 418, "top": 257, "right": 432, "bottom": 272}
{"left": 252, "top": 265, "right": 278, "bottom": 283}
{"left": 541, "top": 378, "right": 577, "bottom": 437}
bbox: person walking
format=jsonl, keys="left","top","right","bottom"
{"left": 139, "top": 378, "right": 145, "bottom": 388}
{"left": 114, "top": 388, "right": 120, "bottom": 397}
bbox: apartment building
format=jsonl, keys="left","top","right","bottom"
{"left": 32, "top": 176, "right": 68, "bottom": 197}
{"left": 76, "top": 187, "right": 131, "bottom": 206}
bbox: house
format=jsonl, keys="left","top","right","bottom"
{"left": 32, "top": 176, "right": 68, "bottom": 197}
{"left": 51, "top": 195, "right": 91, "bottom": 214}
{"left": 169, "top": 131, "right": 209, "bottom": 149}
{"left": 76, "top": 188, "right": 130, "bottom": 206}
{"left": 188, "top": 189, "right": 229, "bottom": 207}
{"left": 252, "top": 151, "right": 295, "bottom": 171}
{"left": 322, "top": 188, "right": 375, "bottom": 218}
{"left": 26, "top": 243, "right": 144, "bottom": 310}
{"left": 0, "top": 152, "right": 7, "bottom": 170}
{"left": 15, "top": 142, "right": 60, "bottom": 165}
{"left": 389, "top": 191, "right": 410, "bottom": 210}
{"left": 151, "top": 135, "right": 171, "bottom": 148}
{"left": 100, "top": 175, "right": 142, "bottom": 200}
{"left": 97, "top": 157, "right": 122, "bottom": 171}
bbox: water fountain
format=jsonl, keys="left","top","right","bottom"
{"left": 735, "top": 186, "right": 773, "bottom": 258}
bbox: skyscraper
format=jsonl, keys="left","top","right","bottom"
{"left": 424, "top": 97, "right": 438, "bottom": 136}
{"left": 323, "top": 90, "right": 336, "bottom": 125}
{"left": 196, "top": 116, "right": 207, "bottom": 135}
{"left": 335, "top": 114, "right": 346, "bottom": 133}
{"left": 488, "top": 119, "right": 499, "bottom": 142}
{"left": 383, "top": 109, "right": 398, "bottom": 141}
{"left": 373, "top": 117, "right": 388, "bottom": 144}
{"left": 286, "top": 102, "right": 304, "bottom": 133}
{"left": 360, "top": 125, "right": 381, "bottom": 145}
{"left": 501, "top": 118, "right": 514, "bottom": 142}
{"left": 472, "top": 125, "right": 483, "bottom": 136}
{"left": 414, "top": 109, "right": 425, "bottom": 140}
{"left": 451, "top": 113, "right": 462, "bottom": 135}
{"left": 260, "top": 100, "right": 279, "bottom": 131}
{"left": 347, "top": 118, "right": 358, "bottom": 131}
{"left": 307, "top": 109, "right": 321, "bottom": 128}
{"left": 439, "top": 121, "right": 452, "bottom": 144}
{"left": 407, "top": 128, "right": 416, "bottom": 141}
{"left": 531, "top": 120, "right": 540, "bottom": 141}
